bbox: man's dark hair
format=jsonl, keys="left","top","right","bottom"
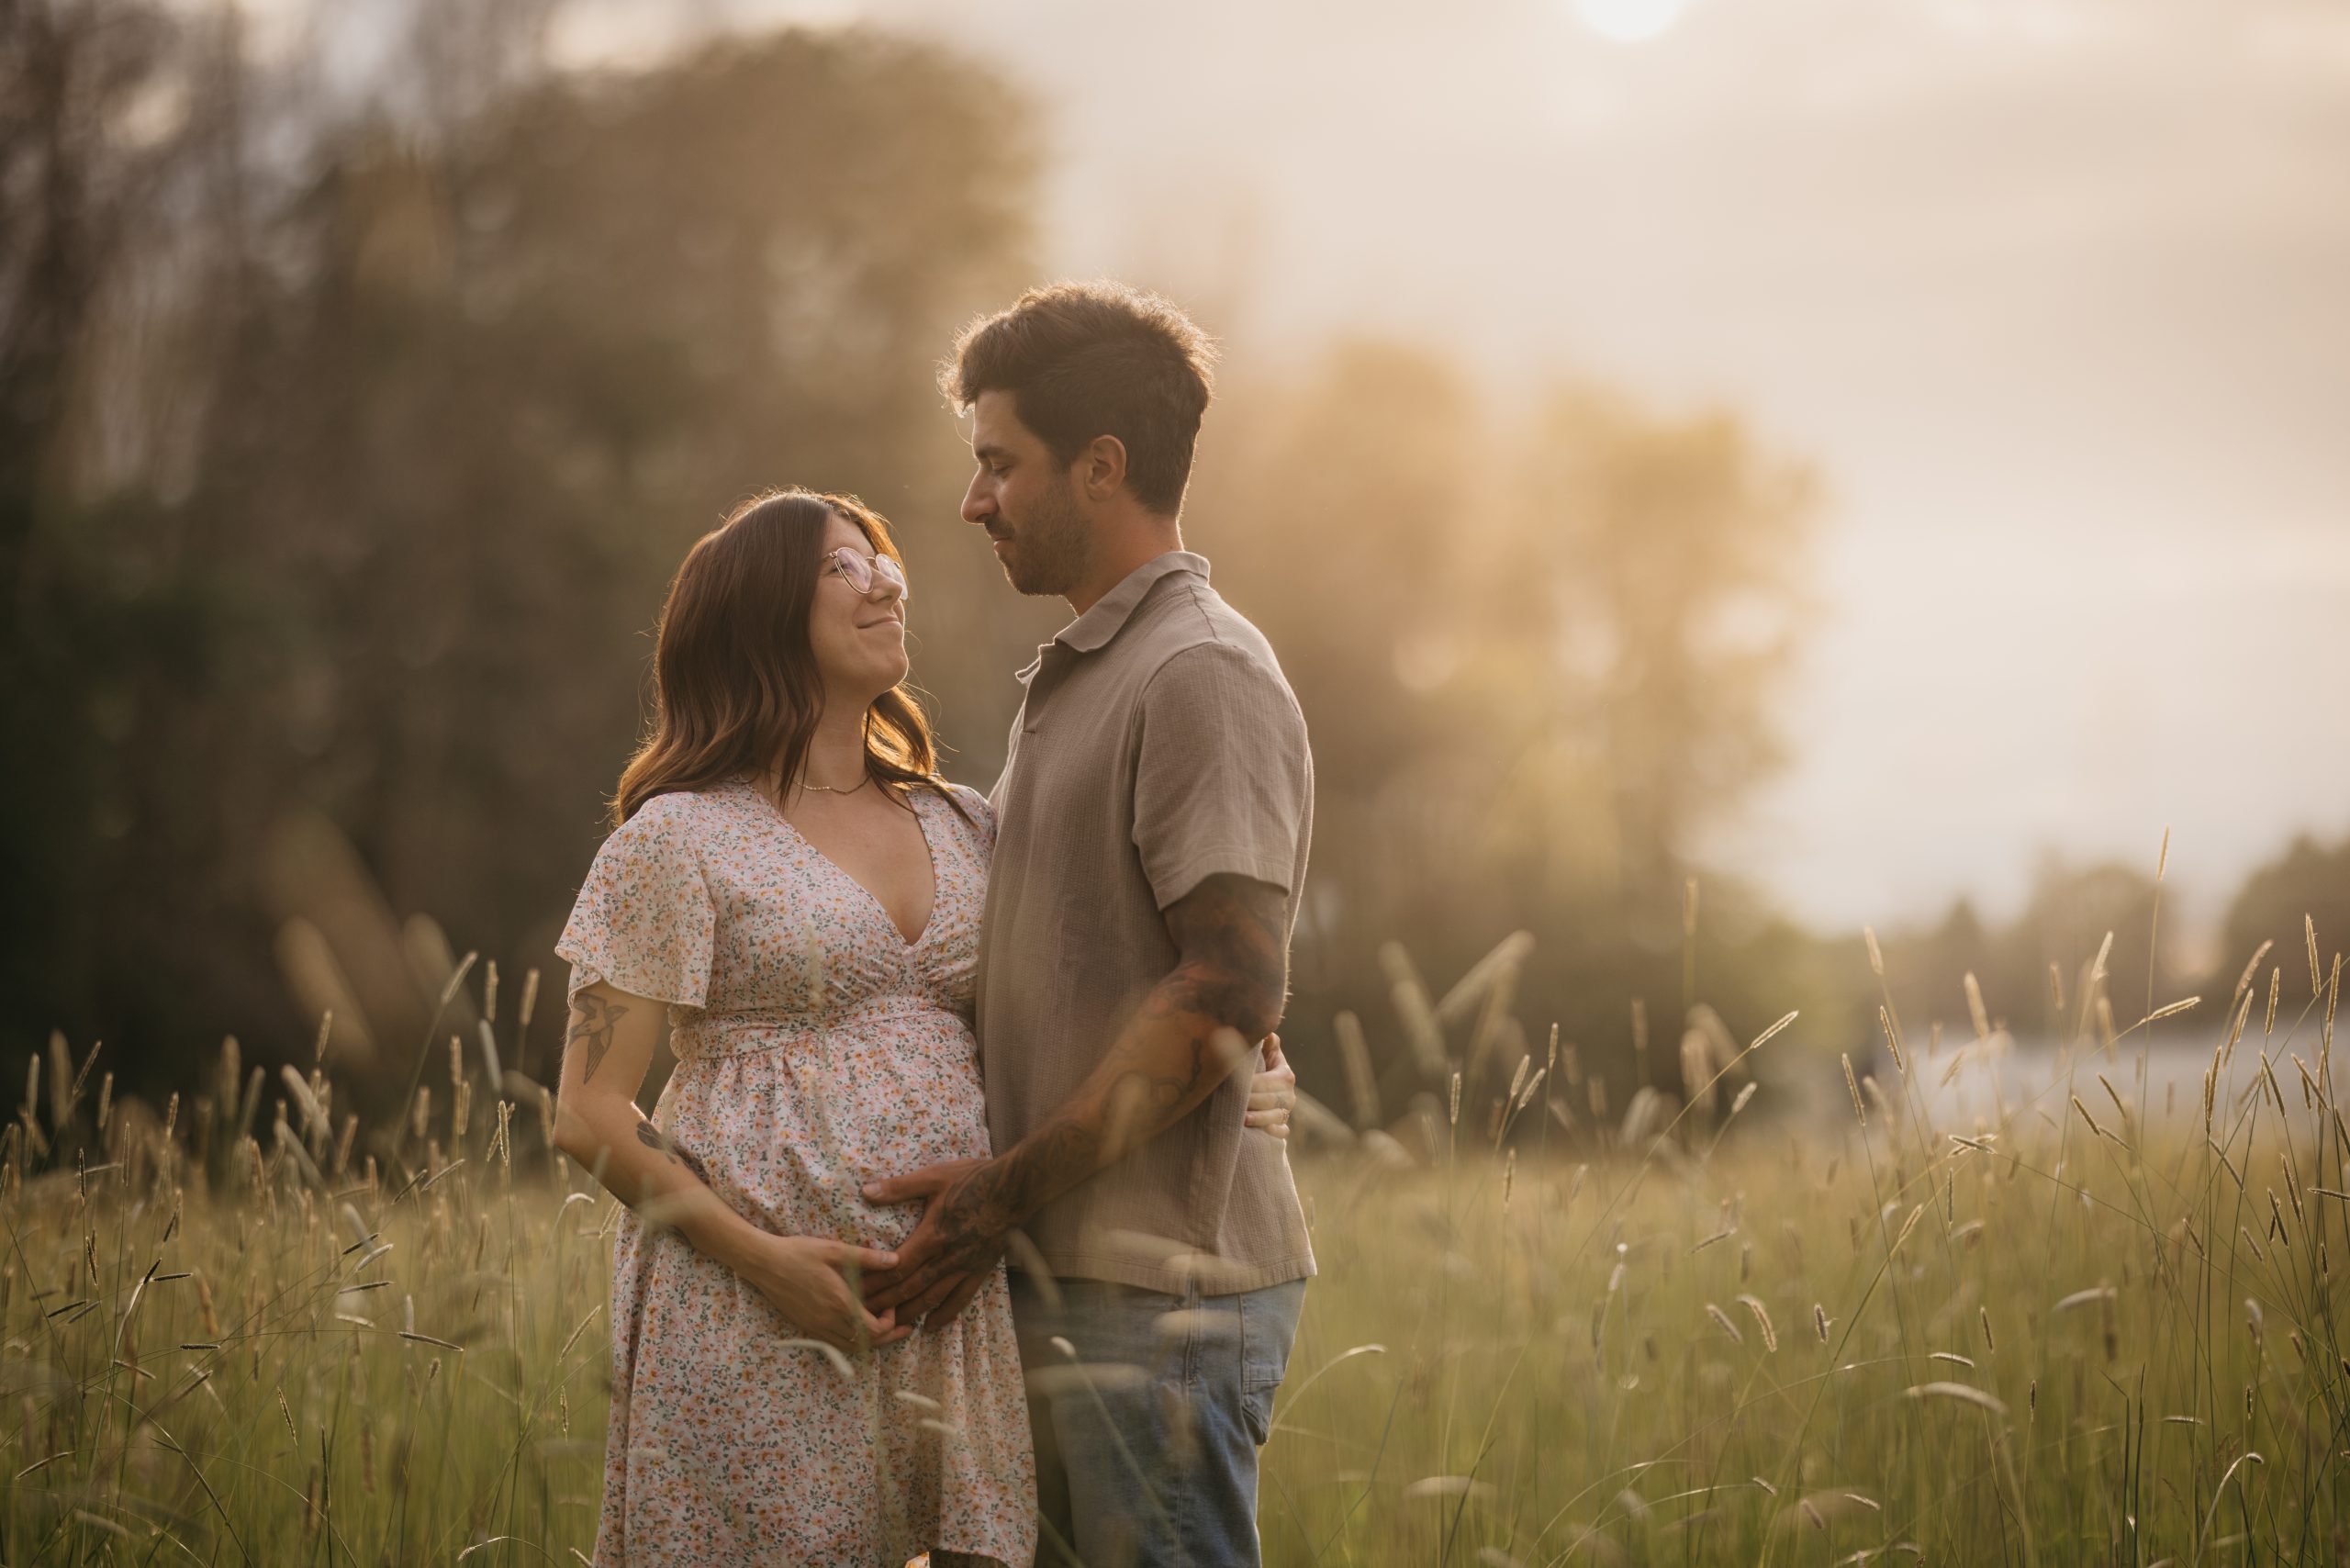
{"left": 944, "top": 281, "right": 1216, "bottom": 515}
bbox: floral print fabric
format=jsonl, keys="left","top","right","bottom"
{"left": 556, "top": 779, "right": 1036, "bottom": 1567}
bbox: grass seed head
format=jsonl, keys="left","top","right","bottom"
{"left": 2231, "top": 940, "right": 2274, "bottom": 1009}
{"left": 1905, "top": 1381, "right": 2007, "bottom": 1416}
{"left": 2325, "top": 954, "right": 2340, "bottom": 1055}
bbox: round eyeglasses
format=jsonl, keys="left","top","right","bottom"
{"left": 825, "top": 547, "right": 909, "bottom": 599}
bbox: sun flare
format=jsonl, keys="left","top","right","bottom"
{"left": 1575, "top": 0, "right": 1687, "bottom": 43}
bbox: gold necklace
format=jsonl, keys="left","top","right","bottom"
{"left": 801, "top": 774, "right": 871, "bottom": 796}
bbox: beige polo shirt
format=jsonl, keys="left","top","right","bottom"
{"left": 978, "top": 550, "right": 1317, "bottom": 1295}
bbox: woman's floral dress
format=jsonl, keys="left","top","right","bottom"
{"left": 556, "top": 778, "right": 1036, "bottom": 1567}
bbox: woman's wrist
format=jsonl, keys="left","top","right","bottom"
{"left": 680, "top": 1200, "right": 766, "bottom": 1274}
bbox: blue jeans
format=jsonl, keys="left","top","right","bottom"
{"left": 1009, "top": 1271, "right": 1307, "bottom": 1568}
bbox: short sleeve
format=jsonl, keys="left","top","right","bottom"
{"left": 554, "top": 793, "right": 716, "bottom": 1008}
{"left": 1131, "top": 642, "right": 1313, "bottom": 911}
{"left": 950, "top": 782, "right": 997, "bottom": 849}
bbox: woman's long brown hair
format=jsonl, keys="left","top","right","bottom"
{"left": 613, "top": 488, "right": 955, "bottom": 826}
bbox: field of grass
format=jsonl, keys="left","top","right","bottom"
{"left": 0, "top": 951, "right": 2342, "bottom": 1565}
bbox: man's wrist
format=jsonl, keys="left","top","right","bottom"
{"left": 961, "top": 1152, "right": 1024, "bottom": 1229}
{"left": 998, "top": 1117, "right": 1094, "bottom": 1225}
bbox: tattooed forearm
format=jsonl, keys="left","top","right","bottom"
{"left": 985, "top": 873, "right": 1290, "bottom": 1222}
{"left": 634, "top": 1118, "right": 711, "bottom": 1183}
{"left": 1160, "top": 875, "right": 1289, "bottom": 1041}
{"left": 944, "top": 1120, "right": 1102, "bottom": 1238}
{"left": 865, "top": 880, "right": 1292, "bottom": 1323}
{"left": 569, "top": 993, "right": 629, "bottom": 1083}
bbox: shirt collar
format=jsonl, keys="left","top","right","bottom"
{"left": 1052, "top": 550, "right": 1210, "bottom": 655}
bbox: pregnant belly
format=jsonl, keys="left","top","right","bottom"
{"left": 656, "top": 1014, "right": 995, "bottom": 1247}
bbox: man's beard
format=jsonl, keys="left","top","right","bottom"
{"left": 998, "top": 478, "right": 1091, "bottom": 598}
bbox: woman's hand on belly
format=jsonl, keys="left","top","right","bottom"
{"left": 728, "top": 1230, "right": 914, "bottom": 1353}
{"left": 856, "top": 1157, "right": 998, "bottom": 1328}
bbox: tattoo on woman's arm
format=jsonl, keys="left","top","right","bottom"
{"left": 569, "top": 993, "right": 629, "bottom": 1083}
{"left": 634, "top": 1119, "right": 711, "bottom": 1183}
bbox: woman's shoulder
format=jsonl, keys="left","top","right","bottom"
{"left": 613, "top": 787, "right": 708, "bottom": 837}
{"left": 942, "top": 779, "right": 995, "bottom": 821}
{"left": 916, "top": 779, "right": 996, "bottom": 837}
{"left": 599, "top": 782, "right": 744, "bottom": 860}
{"left": 946, "top": 779, "right": 993, "bottom": 818}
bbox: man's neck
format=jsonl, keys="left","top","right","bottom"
{"left": 1066, "top": 517, "right": 1184, "bottom": 618}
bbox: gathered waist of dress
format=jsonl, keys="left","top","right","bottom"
{"left": 670, "top": 1000, "right": 973, "bottom": 1063}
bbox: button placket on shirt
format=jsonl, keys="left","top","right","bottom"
{"left": 1020, "top": 643, "right": 1079, "bottom": 733}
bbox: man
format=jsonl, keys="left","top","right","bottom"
{"left": 863, "top": 281, "right": 1316, "bottom": 1568}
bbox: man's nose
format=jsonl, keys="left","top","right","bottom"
{"left": 960, "top": 476, "right": 991, "bottom": 526}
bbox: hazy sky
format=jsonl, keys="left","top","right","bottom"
{"left": 554, "top": 0, "right": 2350, "bottom": 943}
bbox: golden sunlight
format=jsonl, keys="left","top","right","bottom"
{"left": 1574, "top": 0, "right": 1687, "bottom": 43}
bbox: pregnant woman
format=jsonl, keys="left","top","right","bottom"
{"left": 549, "top": 488, "right": 1294, "bottom": 1566}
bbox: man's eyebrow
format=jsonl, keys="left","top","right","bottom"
{"left": 971, "top": 442, "right": 1012, "bottom": 462}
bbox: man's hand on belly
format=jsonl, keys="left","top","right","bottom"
{"left": 860, "top": 1157, "right": 1004, "bottom": 1328}
{"left": 864, "top": 873, "right": 1292, "bottom": 1331}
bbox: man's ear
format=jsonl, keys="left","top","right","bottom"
{"left": 1079, "top": 434, "right": 1129, "bottom": 502}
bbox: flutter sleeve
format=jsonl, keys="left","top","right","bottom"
{"left": 554, "top": 792, "right": 716, "bottom": 1009}
{"left": 947, "top": 782, "right": 998, "bottom": 855}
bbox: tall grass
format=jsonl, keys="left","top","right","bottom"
{"left": 1, "top": 932, "right": 2343, "bottom": 1564}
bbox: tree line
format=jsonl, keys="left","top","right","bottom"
{"left": 5, "top": 0, "right": 2337, "bottom": 1138}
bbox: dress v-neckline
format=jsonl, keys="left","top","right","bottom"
{"left": 740, "top": 781, "right": 939, "bottom": 949}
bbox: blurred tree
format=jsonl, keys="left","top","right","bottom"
{"left": 2, "top": 18, "right": 1042, "bottom": 1095}
{"left": 1192, "top": 347, "right": 1827, "bottom": 1116}
{"left": 1881, "top": 896, "right": 1998, "bottom": 1034}
{"left": 1188, "top": 342, "right": 1487, "bottom": 1002}
{"left": 1457, "top": 387, "right": 1824, "bottom": 1099}
{"left": 2213, "top": 833, "right": 2350, "bottom": 1018}
{"left": 1984, "top": 856, "right": 2177, "bottom": 1044}
{"left": 1498, "top": 387, "right": 1819, "bottom": 907}
{"left": 0, "top": 0, "right": 252, "bottom": 1062}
